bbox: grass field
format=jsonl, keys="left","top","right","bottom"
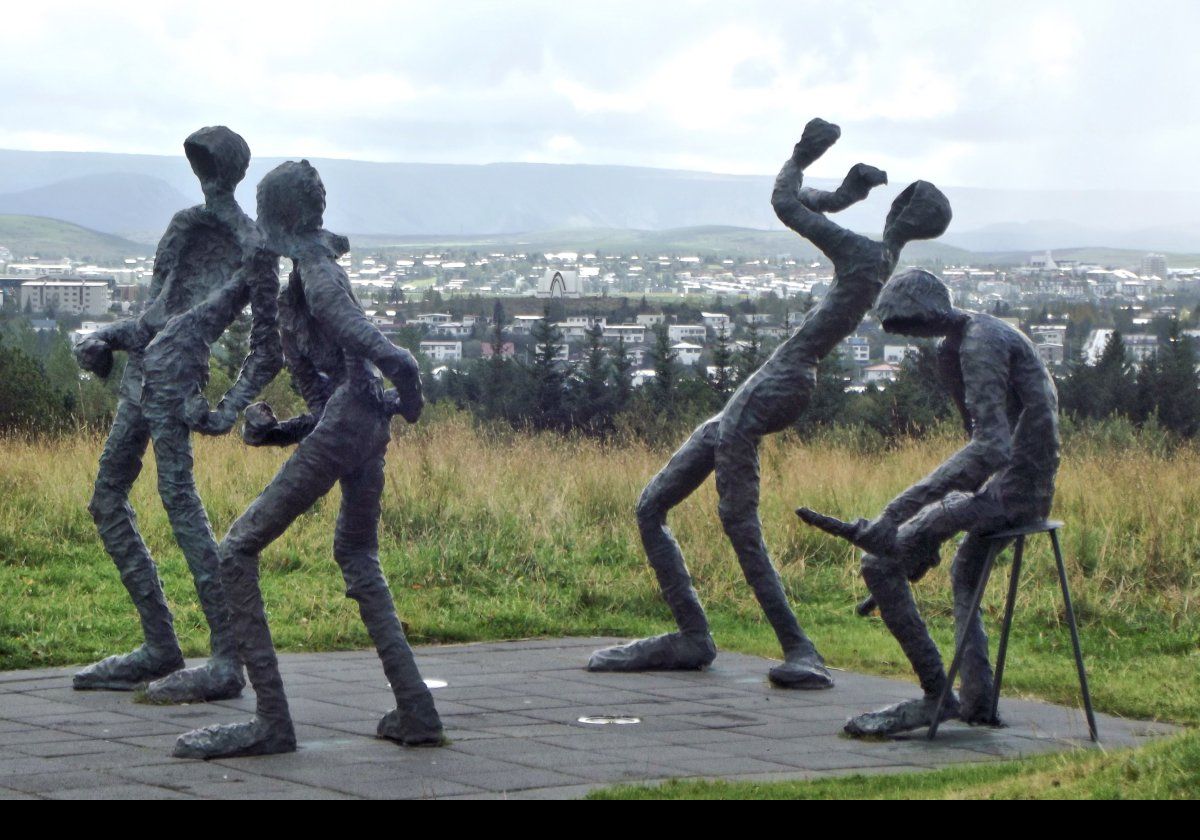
{"left": 1, "top": 409, "right": 1197, "bottom": 796}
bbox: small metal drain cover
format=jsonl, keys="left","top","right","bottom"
{"left": 424, "top": 679, "right": 448, "bottom": 689}
{"left": 578, "top": 715, "right": 641, "bottom": 725}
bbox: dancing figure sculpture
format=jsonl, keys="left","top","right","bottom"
{"left": 72, "top": 126, "right": 277, "bottom": 703}
{"left": 589, "top": 119, "right": 952, "bottom": 687}
{"left": 174, "top": 161, "right": 443, "bottom": 759}
{"left": 797, "top": 269, "right": 1060, "bottom": 736}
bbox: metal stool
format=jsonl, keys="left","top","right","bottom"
{"left": 927, "top": 520, "right": 1098, "bottom": 741}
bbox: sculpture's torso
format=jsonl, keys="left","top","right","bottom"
{"left": 722, "top": 240, "right": 892, "bottom": 433}
{"left": 122, "top": 206, "right": 244, "bottom": 402}
{"left": 957, "top": 313, "right": 1061, "bottom": 510}
{"left": 279, "top": 257, "right": 381, "bottom": 418}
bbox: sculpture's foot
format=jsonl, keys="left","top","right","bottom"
{"left": 959, "top": 691, "right": 1004, "bottom": 728}
{"left": 377, "top": 700, "right": 445, "bottom": 747}
{"left": 844, "top": 694, "right": 961, "bottom": 738}
{"left": 587, "top": 632, "right": 717, "bottom": 672}
{"left": 173, "top": 717, "right": 296, "bottom": 760}
{"left": 73, "top": 645, "right": 185, "bottom": 691}
{"left": 768, "top": 650, "right": 835, "bottom": 690}
{"left": 144, "top": 659, "right": 246, "bottom": 704}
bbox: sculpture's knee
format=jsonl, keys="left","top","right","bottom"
{"left": 87, "top": 481, "right": 123, "bottom": 525}
{"left": 717, "top": 498, "right": 754, "bottom": 542}
{"left": 220, "top": 523, "right": 261, "bottom": 580}
{"left": 635, "top": 487, "right": 664, "bottom": 533}
{"left": 339, "top": 560, "right": 389, "bottom": 605}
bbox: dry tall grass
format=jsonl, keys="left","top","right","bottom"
{"left": 2, "top": 407, "right": 1197, "bottom": 722}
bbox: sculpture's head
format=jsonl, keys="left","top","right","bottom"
{"left": 184, "top": 126, "right": 251, "bottom": 196}
{"left": 874, "top": 268, "right": 961, "bottom": 337}
{"left": 256, "top": 160, "right": 326, "bottom": 247}
{"left": 882, "top": 181, "right": 952, "bottom": 249}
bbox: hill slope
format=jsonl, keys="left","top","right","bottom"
{"left": 0, "top": 215, "right": 153, "bottom": 262}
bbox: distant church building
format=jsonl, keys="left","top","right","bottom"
{"left": 537, "top": 269, "right": 581, "bottom": 298}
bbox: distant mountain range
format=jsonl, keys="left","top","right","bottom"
{"left": 1, "top": 148, "right": 1198, "bottom": 254}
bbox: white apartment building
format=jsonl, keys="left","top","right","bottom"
{"left": 419, "top": 340, "right": 462, "bottom": 363}
{"left": 602, "top": 324, "right": 646, "bottom": 344}
{"left": 672, "top": 342, "right": 703, "bottom": 366}
{"left": 701, "top": 312, "right": 731, "bottom": 333}
{"left": 842, "top": 335, "right": 870, "bottom": 363}
{"left": 668, "top": 324, "right": 706, "bottom": 344}
{"left": 21, "top": 281, "right": 110, "bottom": 316}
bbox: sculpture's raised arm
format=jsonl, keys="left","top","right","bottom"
{"left": 770, "top": 118, "right": 887, "bottom": 263}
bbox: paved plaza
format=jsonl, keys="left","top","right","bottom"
{"left": 0, "top": 637, "right": 1175, "bottom": 799}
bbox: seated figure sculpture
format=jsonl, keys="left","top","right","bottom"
{"left": 174, "top": 160, "right": 443, "bottom": 759}
{"left": 588, "top": 119, "right": 952, "bottom": 687}
{"left": 72, "top": 126, "right": 277, "bottom": 703}
{"left": 797, "top": 269, "right": 1060, "bottom": 737}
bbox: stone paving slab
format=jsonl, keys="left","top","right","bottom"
{"left": 0, "top": 637, "right": 1178, "bottom": 799}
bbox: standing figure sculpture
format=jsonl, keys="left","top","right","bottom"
{"left": 797, "top": 269, "right": 1060, "bottom": 736}
{"left": 588, "top": 119, "right": 952, "bottom": 687}
{"left": 174, "top": 160, "right": 443, "bottom": 759}
{"left": 72, "top": 126, "right": 277, "bottom": 703}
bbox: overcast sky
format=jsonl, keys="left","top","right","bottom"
{"left": 3, "top": 1, "right": 1196, "bottom": 190}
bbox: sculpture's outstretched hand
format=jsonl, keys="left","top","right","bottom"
{"left": 185, "top": 392, "right": 237, "bottom": 436}
{"left": 75, "top": 335, "right": 114, "bottom": 379}
{"left": 384, "top": 352, "right": 424, "bottom": 424}
{"left": 241, "top": 401, "right": 280, "bottom": 447}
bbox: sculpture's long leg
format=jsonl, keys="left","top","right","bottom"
{"left": 77, "top": 398, "right": 184, "bottom": 690}
{"left": 333, "top": 431, "right": 441, "bottom": 746}
{"left": 714, "top": 425, "right": 832, "bottom": 689}
{"left": 588, "top": 418, "right": 720, "bottom": 671}
{"left": 143, "top": 416, "right": 246, "bottom": 703}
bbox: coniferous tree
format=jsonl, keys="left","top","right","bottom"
{"left": 610, "top": 335, "right": 633, "bottom": 415}
{"left": 529, "top": 311, "right": 567, "bottom": 431}
{"left": 709, "top": 326, "right": 734, "bottom": 405}
{"left": 480, "top": 300, "right": 509, "bottom": 420}
{"left": 1137, "top": 322, "right": 1200, "bottom": 436}
{"left": 649, "top": 322, "right": 678, "bottom": 415}
{"left": 574, "top": 322, "right": 612, "bottom": 434}
{"left": 737, "top": 319, "right": 763, "bottom": 382}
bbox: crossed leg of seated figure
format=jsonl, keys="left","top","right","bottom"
{"left": 175, "top": 389, "right": 442, "bottom": 759}
{"left": 847, "top": 492, "right": 1010, "bottom": 737}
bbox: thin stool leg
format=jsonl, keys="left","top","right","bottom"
{"left": 929, "top": 540, "right": 1002, "bottom": 740}
{"left": 1050, "top": 529, "right": 1099, "bottom": 742}
{"left": 990, "top": 535, "right": 1025, "bottom": 724}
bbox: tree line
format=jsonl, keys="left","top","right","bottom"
{"left": 3, "top": 308, "right": 1200, "bottom": 444}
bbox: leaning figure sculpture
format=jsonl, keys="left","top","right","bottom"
{"left": 797, "top": 269, "right": 1060, "bottom": 736}
{"left": 72, "top": 127, "right": 278, "bottom": 703}
{"left": 174, "top": 160, "right": 443, "bottom": 759}
{"left": 589, "top": 119, "right": 952, "bottom": 687}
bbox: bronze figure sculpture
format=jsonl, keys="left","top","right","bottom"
{"left": 589, "top": 119, "right": 952, "bottom": 687}
{"left": 73, "top": 127, "right": 277, "bottom": 704}
{"left": 173, "top": 161, "right": 443, "bottom": 759}
{"left": 798, "top": 269, "right": 1060, "bottom": 736}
